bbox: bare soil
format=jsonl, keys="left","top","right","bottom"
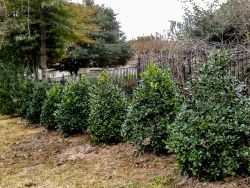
{"left": 0, "top": 116, "right": 249, "bottom": 188}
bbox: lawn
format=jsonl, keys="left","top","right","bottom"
{"left": 0, "top": 116, "right": 249, "bottom": 188}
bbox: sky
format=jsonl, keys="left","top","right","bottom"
{"left": 71, "top": 0, "right": 224, "bottom": 40}
{"left": 93, "top": 0, "right": 184, "bottom": 40}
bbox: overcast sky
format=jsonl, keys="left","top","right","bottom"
{"left": 94, "top": 0, "right": 185, "bottom": 40}
{"left": 71, "top": 0, "right": 224, "bottom": 40}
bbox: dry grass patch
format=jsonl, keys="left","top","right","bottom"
{"left": 0, "top": 115, "right": 13, "bottom": 121}
{"left": 0, "top": 116, "right": 249, "bottom": 188}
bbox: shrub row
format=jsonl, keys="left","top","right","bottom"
{"left": 19, "top": 74, "right": 128, "bottom": 143}
{"left": 16, "top": 50, "right": 250, "bottom": 181}
{"left": 19, "top": 65, "right": 180, "bottom": 148}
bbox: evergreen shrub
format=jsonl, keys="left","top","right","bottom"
{"left": 88, "top": 72, "right": 127, "bottom": 144}
{"left": 19, "top": 78, "right": 36, "bottom": 119}
{"left": 55, "top": 76, "right": 90, "bottom": 136}
{"left": 167, "top": 50, "right": 250, "bottom": 180}
{"left": 122, "top": 64, "right": 182, "bottom": 153}
{"left": 40, "top": 83, "right": 63, "bottom": 130}
{"left": 0, "top": 61, "right": 29, "bottom": 115}
{"left": 25, "top": 81, "right": 49, "bottom": 124}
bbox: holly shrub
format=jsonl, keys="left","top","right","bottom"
{"left": 40, "top": 83, "right": 63, "bottom": 130}
{"left": 25, "top": 81, "right": 50, "bottom": 124}
{"left": 167, "top": 50, "right": 250, "bottom": 181}
{"left": 88, "top": 72, "right": 127, "bottom": 144}
{"left": 122, "top": 64, "right": 182, "bottom": 153}
{"left": 19, "top": 78, "right": 36, "bottom": 119}
{"left": 55, "top": 76, "right": 90, "bottom": 136}
{"left": 0, "top": 61, "right": 29, "bottom": 115}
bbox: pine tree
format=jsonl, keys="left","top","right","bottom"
{"left": 64, "top": 3, "right": 133, "bottom": 72}
{"left": 0, "top": 0, "right": 91, "bottom": 79}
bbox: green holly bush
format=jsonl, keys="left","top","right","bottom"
{"left": 55, "top": 76, "right": 90, "bottom": 136}
{"left": 0, "top": 61, "right": 29, "bottom": 115}
{"left": 40, "top": 83, "right": 63, "bottom": 130}
{"left": 88, "top": 72, "right": 127, "bottom": 144}
{"left": 167, "top": 50, "right": 250, "bottom": 181}
{"left": 25, "top": 81, "right": 50, "bottom": 124}
{"left": 19, "top": 78, "right": 36, "bottom": 119}
{"left": 122, "top": 64, "right": 182, "bottom": 153}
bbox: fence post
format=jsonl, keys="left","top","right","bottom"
{"left": 137, "top": 57, "right": 141, "bottom": 83}
{"left": 182, "top": 63, "right": 186, "bottom": 84}
{"left": 187, "top": 50, "right": 192, "bottom": 75}
{"left": 61, "top": 74, "right": 65, "bottom": 85}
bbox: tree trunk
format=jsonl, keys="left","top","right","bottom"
{"left": 40, "top": 10, "right": 47, "bottom": 80}
{"left": 32, "top": 63, "right": 39, "bottom": 80}
{"left": 40, "top": 32, "right": 47, "bottom": 80}
{"left": 27, "top": 0, "right": 31, "bottom": 37}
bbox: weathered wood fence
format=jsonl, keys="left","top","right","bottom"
{"left": 50, "top": 45, "right": 250, "bottom": 99}
{"left": 138, "top": 48, "right": 250, "bottom": 87}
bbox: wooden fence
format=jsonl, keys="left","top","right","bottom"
{"left": 50, "top": 66, "right": 139, "bottom": 85}
{"left": 138, "top": 48, "right": 250, "bottom": 87}
{"left": 49, "top": 66, "right": 139, "bottom": 100}
{"left": 50, "top": 46, "right": 250, "bottom": 99}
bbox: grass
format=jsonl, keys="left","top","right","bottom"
{"left": 0, "top": 116, "right": 249, "bottom": 188}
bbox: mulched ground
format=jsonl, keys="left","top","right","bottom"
{"left": 0, "top": 116, "right": 249, "bottom": 188}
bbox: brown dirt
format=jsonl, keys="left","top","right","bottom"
{"left": 0, "top": 116, "right": 249, "bottom": 188}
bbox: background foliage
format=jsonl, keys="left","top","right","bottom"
{"left": 0, "top": 0, "right": 80, "bottom": 79}
{"left": 64, "top": 4, "right": 133, "bottom": 74}
{"left": 170, "top": 0, "right": 250, "bottom": 44}
{"left": 0, "top": 0, "right": 132, "bottom": 78}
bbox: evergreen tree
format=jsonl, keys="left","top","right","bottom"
{"left": 0, "top": 0, "right": 90, "bottom": 79}
{"left": 64, "top": 3, "right": 133, "bottom": 73}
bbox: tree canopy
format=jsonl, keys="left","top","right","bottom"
{"left": 0, "top": 0, "right": 132, "bottom": 78}
{"left": 169, "top": 0, "right": 250, "bottom": 44}
{"left": 61, "top": 3, "right": 133, "bottom": 74}
{"left": 0, "top": 0, "right": 85, "bottom": 79}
